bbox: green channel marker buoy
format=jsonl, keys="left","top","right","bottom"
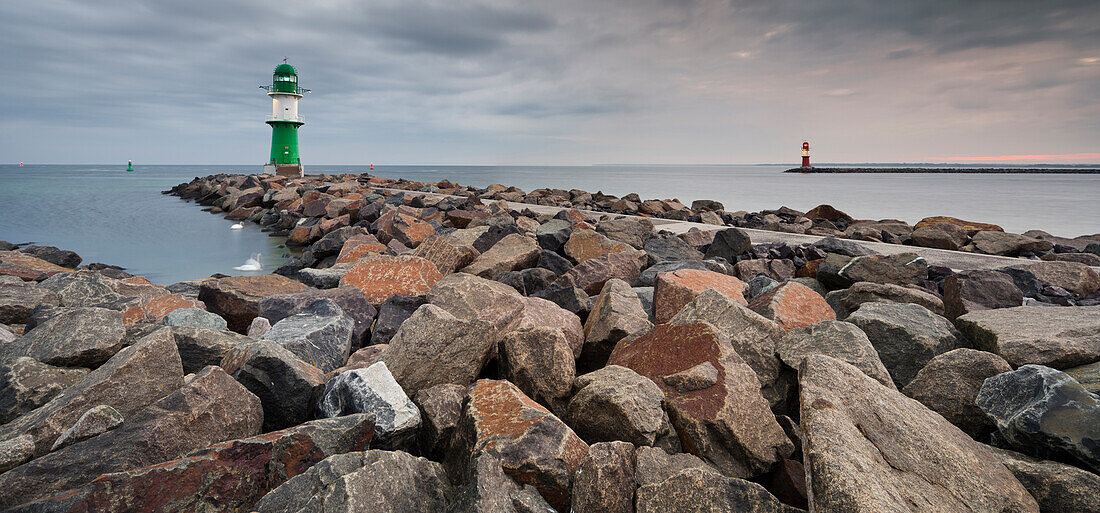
{"left": 260, "top": 58, "right": 310, "bottom": 177}
{"left": 126, "top": 160, "right": 134, "bottom": 172}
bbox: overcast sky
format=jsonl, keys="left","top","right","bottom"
{"left": 3, "top": 0, "right": 1099, "bottom": 165}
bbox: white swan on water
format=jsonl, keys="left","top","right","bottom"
{"left": 229, "top": 223, "right": 244, "bottom": 230}
{"left": 234, "top": 253, "right": 263, "bottom": 271}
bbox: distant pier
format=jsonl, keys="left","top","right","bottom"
{"left": 784, "top": 167, "right": 1100, "bottom": 174}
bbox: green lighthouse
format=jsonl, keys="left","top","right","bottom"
{"left": 260, "top": 61, "right": 310, "bottom": 176}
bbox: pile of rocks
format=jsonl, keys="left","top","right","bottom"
{"left": 0, "top": 173, "right": 1097, "bottom": 512}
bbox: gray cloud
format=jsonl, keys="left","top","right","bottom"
{"left": 2, "top": 0, "right": 1098, "bottom": 164}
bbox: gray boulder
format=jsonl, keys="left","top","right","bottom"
{"left": 826, "top": 281, "right": 944, "bottom": 318}
{"left": 847, "top": 302, "right": 962, "bottom": 388}
{"left": 571, "top": 441, "right": 637, "bottom": 513}
{"left": 977, "top": 365, "right": 1100, "bottom": 473}
{"left": 379, "top": 303, "right": 496, "bottom": 396}
{"left": 0, "top": 357, "right": 88, "bottom": 424}
{"left": 0, "top": 435, "right": 33, "bottom": 474}
{"left": 777, "top": 320, "right": 894, "bottom": 389}
{"left": 566, "top": 365, "right": 670, "bottom": 447}
{"left": 317, "top": 361, "right": 420, "bottom": 450}
{"left": 580, "top": 279, "right": 652, "bottom": 372}
{"left": 370, "top": 295, "right": 425, "bottom": 345}
{"left": 220, "top": 339, "right": 326, "bottom": 431}
{"left": 635, "top": 467, "right": 796, "bottom": 513}
{"left": 988, "top": 445, "right": 1100, "bottom": 513}
{"left": 972, "top": 231, "right": 1054, "bottom": 256}
{"left": 16, "top": 307, "right": 125, "bottom": 368}
{"left": 258, "top": 286, "right": 376, "bottom": 347}
{"left": 745, "top": 275, "right": 779, "bottom": 301}
{"left": 413, "top": 383, "right": 466, "bottom": 459}
{"left": 902, "top": 348, "right": 1012, "bottom": 440}
{"left": 597, "top": 217, "right": 654, "bottom": 249}
{"left": 956, "top": 305, "right": 1100, "bottom": 368}
{"left": 704, "top": 228, "right": 752, "bottom": 261}
{"left": 446, "top": 451, "right": 554, "bottom": 513}
{"left": 1064, "top": 361, "right": 1100, "bottom": 395}
{"left": 0, "top": 281, "right": 59, "bottom": 325}
{"left": 812, "top": 236, "right": 875, "bottom": 257}
{"left": 0, "top": 327, "right": 184, "bottom": 457}
{"left": 633, "top": 259, "right": 727, "bottom": 287}
{"left": 633, "top": 445, "right": 714, "bottom": 487}
{"left": 799, "top": 355, "right": 1038, "bottom": 513}
{"left": 643, "top": 233, "right": 703, "bottom": 265}
{"left": 536, "top": 219, "right": 573, "bottom": 252}
{"left": 170, "top": 325, "right": 253, "bottom": 374}
{"left": 163, "top": 307, "right": 227, "bottom": 330}
{"left": 262, "top": 298, "right": 355, "bottom": 374}
{"left": 943, "top": 269, "right": 1023, "bottom": 320}
{"left": 498, "top": 327, "right": 576, "bottom": 411}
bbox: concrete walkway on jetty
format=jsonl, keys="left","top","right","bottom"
{"left": 375, "top": 187, "right": 1075, "bottom": 272}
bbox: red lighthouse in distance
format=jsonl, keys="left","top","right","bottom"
{"left": 801, "top": 141, "right": 811, "bottom": 168}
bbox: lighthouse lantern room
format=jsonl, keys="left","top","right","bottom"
{"left": 261, "top": 61, "right": 309, "bottom": 177}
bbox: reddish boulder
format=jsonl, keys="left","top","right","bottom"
{"left": 339, "top": 255, "right": 443, "bottom": 305}
{"left": 335, "top": 234, "right": 386, "bottom": 264}
{"left": 915, "top": 216, "right": 1003, "bottom": 235}
{"left": 451, "top": 379, "right": 589, "bottom": 511}
{"left": 413, "top": 234, "right": 479, "bottom": 275}
{"left": 140, "top": 293, "right": 205, "bottom": 323}
{"left": 805, "top": 204, "right": 854, "bottom": 223}
{"left": 653, "top": 269, "right": 747, "bottom": 324}
{"left": 0, "top": 366, "right": 262, "bottom": 509}
{"left": 198, "top": 274, "right": 308, "bottom": 333}
{"left": 608, "top": 322, "right": 793, "bottom": 478}
{"left": 10, "top": 414, "right": 375, "bottom": 513}
{"left": 748, "top": 281, "right": 836, "bottom": 332}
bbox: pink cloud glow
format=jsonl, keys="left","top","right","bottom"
{"left": 936, "top": 153, "right": 1100, "bottom": 161}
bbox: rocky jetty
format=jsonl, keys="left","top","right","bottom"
{"left": 0, "top": 171, "right": 1097, "bottom": 511}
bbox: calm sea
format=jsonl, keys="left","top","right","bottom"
{"left": 1, "top": 164, "right": 1097, "bottom": 284}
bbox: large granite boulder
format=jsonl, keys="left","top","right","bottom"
{"left": 777, "top": 320, "right": 894, "bottom": 389}
{"left": 0, "top": 365, "right": 262, "bottom": 509}
{"left": 571, "top": 441, "right": 637, "bottom": 513}
{"left": 49, "top": 404, "right": 124, "bottom": 451}
{"left": 261, "top": 299, "right": 355, "bottom": 374}
{"left": 704, "top": 228, "right": 752, "bottom": 261}
{"left": 198, "top": 274, "right": 309, "bottom": 333}
{"left": 635, "top": 467, "right": 797, "bottom": 513}
{"left": 445, "top": 451, "right": 554, "bottom": 513}
{"left": 18, "top": 245, "right": 82, "bottom": 269}
{"left": 339, "top": 254, "right": 444, "bottom": 305}
{"left": 988, "top": 445, "right": 1100, "bottom": 513}
{"left": 643, "top": 233, "right": 704, "bottom": 265}
{"left": 369, "top": 295, "right": 424, "bottom": 345}
{"left": 597, "top": 217, "right": 654, "bottom": 249}
{"left": 498, "top": 327, "right": 576, "bottom": 410}
{"left": 449, "top": 379, "right": 589, "bottom": 511}
{"left": 634, "top": 259, "right": 726, "bottom": 287}
{"left": 170, "top": 325, "right": 253, "bottom": 373}
{"left": 20, "top": 415, "right": 375, "bottom": 513}
{"left": 835, "top": 253, "right": 928, "bottom": 287}
{"left": 544, "top": 250, "right": 643, "bottom": 296}
{"left": 316, "top": 361, "right": 420, "bottom": 450}
{"left": 425, "top": 272, "right": 525, "bottom": 337}
{"left": 847, "top": 302, "right": 962, "bottom": 388}
{"left": 654, "top": 268, "right": 747, "bottom": 324}
{"left": 15, "top": 306, "right": 125, "bottom": 368}
{"left": 378, "top": 304, "right": 496, "bottom": 396}
{"left": 0, "top": 327, "right": 184, "bottom": 457}
{"left": 565, "top": 229, "right": 633, "bottom": 264}
{"left": 943, "top": 269, "right": 1023, "bottom": 320}
{"left": 799, "top": 355, "right": 1039, "bottom": 513}
{"left": 580, "top": 278, "right": 652, "bottom": 371}
{"left": 748, "top": 281, "right": 836, "bottom": 332}
{"left": 514, "top": 296, "right": 584, "bottom": 358}
{"left": 220, "top": 339, "right": 326, "bottom": 431}
{"left": 826, "top": 281, "right": 944, "bottom": 318}
{"left": 608, "top": 322, "right": 793, "bottom": 477}
{"left": 1008, "top": 260, "right": 1100, "bottom": 296}
{"left": 413, "top": 383, "right": 466, "bottom": 459}
{"left": 1064, "top": 361, "right": 1100, "bottom": 395}
{"left": 252, "top": 450, "right": 451, "bottom": 513}
{"left": 812, "top": 236, "right": 875, "bottom": 257}
{"left": 0, "top": 357, "right": 88, "bottom": 425}
{"left": 412, "top": 233, "right": 479, "bottom": 274}
{"left": 0, "top": 280, "right": 59, "bottom": 324}
{"left": 258, "top": 286, "right": 377, "bottom": 347}
{"left": 956, "top": 305, "right": 1100, "bottom": 368}
{"left": 162, "top": 307, "right": 226, "bottom": 330}
{"left": 668, "top": 289, "right": 787, "bottom": 407}
{"left": 566, "top": 365, "right": 670, "bottom": 447}
{"left": 902, "top": 348, "right": 1012, "bottom": 440}
{"left": 537, "top": 219, "right": 573, "bottom": 252}
{"left": 972, "top": 231, "right": 1054, "bottom": 256}
{"left": 977, "top": 365, "right": 1100, "bottom": 472}
{"left": 460, "top": 233, "right": 540, "bottom": 278}
{"left": 0, "top": 435, "right": 33, "bottom": 474}
{"left": 911, "top": 223, "right": 968, "bottom": 250}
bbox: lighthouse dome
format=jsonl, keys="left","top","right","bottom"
{"left": 271, "top": 63, "right": 299, "bottom": 93}
{"left": 273, "top": 63, "right": 297, "bottom": 76}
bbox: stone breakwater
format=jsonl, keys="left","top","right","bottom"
{"left": 785, "top": 167, "right": 1100, "bottom": 174}
{"left": 0, "top": 172, "right": 1096, "bottom": 511}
